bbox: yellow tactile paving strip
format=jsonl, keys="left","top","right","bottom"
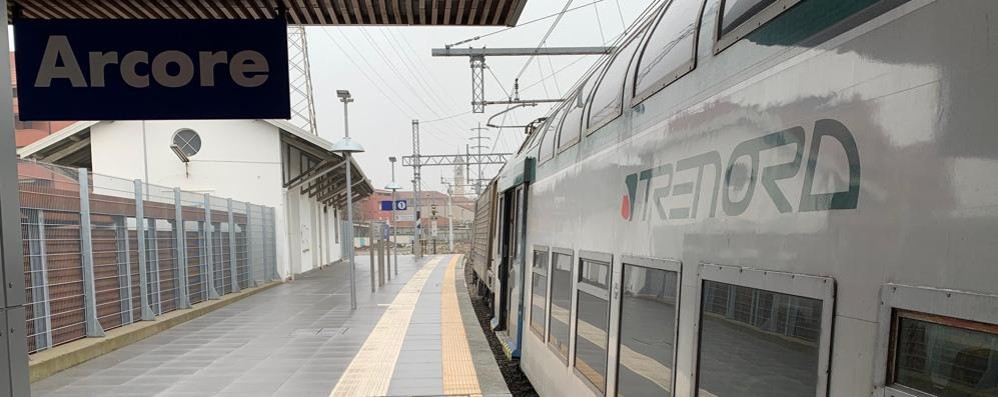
{"left": 440, "top": 254, "right": 483, "bottom": 396}
{"left": 329, "top": 256, "right": 443, "bottom": 397}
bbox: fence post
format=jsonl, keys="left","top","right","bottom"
{"left": 227, "top": 199, "right": 240, "bottom": 293}
{"left": 268, "top": 207, "right": 278, "bottom": 281}
{"left": 204, "top": 194, "right": 220, "bottom": 299}
{"left": 132, "top": 180, "right": 156, "bottom": 321}
{"left": 174, "top": 188, "right": 192, "bottom": 309}
{"left": 113, "top": 216, "right": 133, "bottom": 325}
{"left": 369, "top": 224, "right": 376, "bottom": 292}
{"left": 147, "top": 218, "right": 162, "bottom": 314}
{"left": 77, "top": 169, "right": 106, "bottom": 336}
{"left": 245, "top": 202, "right": 256, "bottom": 287}
{"left": 26, "top": 209, "right": 53, "bottom": 349}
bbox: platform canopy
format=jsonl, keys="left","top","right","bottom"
{"left": 7, "top": 0, "right": 529, "bottom": 26}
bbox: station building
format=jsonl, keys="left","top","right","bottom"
{"left": 17, "top": 118, "right": 373, "bottom": 279}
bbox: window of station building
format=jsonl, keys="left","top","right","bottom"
{"left": 697, "top": 280, "right": 824, "bottom": 396}
{"left": 617, "top": 259, "right": 681, "bottom": 397}
{"left": 586, "top": 32, "right": 645, "bottom": 134}
{"left": 530, "top": 247, "right": 550, "bottom": 338}
{"left": 574, "top": 252, "right": 612, "bottom": 394}
{"left": 172, "top": 128, "right": 202, "bottom": 157}
{"left": 633, "top": 0, "right": 703, "bottom": 104}
{"left": 889, "top": 310, "right": 998, "bottom": 397}
{"left": 548, "top": 248, "right": 574, "bottom": 362}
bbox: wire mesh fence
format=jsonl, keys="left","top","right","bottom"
{"left": 17, "top": 159, "right": 279, "bottom": 354}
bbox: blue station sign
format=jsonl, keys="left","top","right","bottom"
{"left": 380, "top": 200, "right": 408, "bottom": 211}
{"left": 13, "top": 18, "right": 290, "bottom": 121}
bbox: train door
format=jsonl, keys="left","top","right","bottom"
{"left": 494, "top": 184, "right": 528, "bottom": 357}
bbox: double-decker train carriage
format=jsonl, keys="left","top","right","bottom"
{"left": 467, "top": 0, "right": 998, "bottom": 396}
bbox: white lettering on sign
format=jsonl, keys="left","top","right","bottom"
{"left": 34, "top": 35, "right": 270, "bottom": 89}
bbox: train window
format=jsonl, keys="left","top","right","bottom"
{"left": 539, "top": 107, "right": 564, "bottom": 164}
{"left": 574, "top": 251, "right": 612, "bottom": 394}
{"left": 888, "top": 310, "right": 998, "bottom": 396}
{"left": 548, "top": 248, "right": 574, "bottom": 363}
{"left": 633, "top": 0, "right": 703, "bottom": 104}
{"left": 557, "top": 90, "right": 586, "bottom": 152}
{"left": 715, "top": 0, "right": 803, "bottom": 53}
{"left": 586, "top": 33, "right": 644, "bottom": 135}
{"left": 530, "top": 247, "right": 550, "bottom": 339}
{"left": 697, "top": 264, "right": 833, "bottom": 397}
{"left": 617, "top": 257, "right": 681, "bottom": 397}
{"left": 720, "top": 0, "right": 775, "bottom": 36}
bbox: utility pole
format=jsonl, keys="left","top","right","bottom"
{"left": 411, "top": 120, "right": 422, "bottom": 259}
{"left": 441, "top": 179, "right": 455, "bottom": 253}
{"left": 469, "top": 123, "right": 490, "bottom": 195}
{"left": 465, "top": 144, "right": 472, "bottom": 196}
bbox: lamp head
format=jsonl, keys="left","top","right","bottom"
{"left": 331, "top": 137, "right": 365, "bottom": 153}
{"left": 389, "top": 156, "right": 397, "bottom": 163}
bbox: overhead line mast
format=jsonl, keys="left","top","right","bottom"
{"left": 432, "top": 46, "right": 613, "bottom": 114}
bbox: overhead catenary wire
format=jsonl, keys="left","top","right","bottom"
{"left": 514, "top": 0, "right": 576, "bottom": 81}
{"left": 445, "top": 0, "right": 611, "bottom": 48}
{"left": 318, "top": 28, "right": 467, "bottom": 146}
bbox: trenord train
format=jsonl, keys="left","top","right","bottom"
{"left": 466, "top": 0, "right": 998, "bottom": 396}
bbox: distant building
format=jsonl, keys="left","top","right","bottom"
{"left": 355, "top": 189, "right": 476, "bottom": 237}
{"left": 18, "top": 119, "right": 374, "bottom": 278}
{"left": 9, "top": 53, "right": 76, "bottom": 148}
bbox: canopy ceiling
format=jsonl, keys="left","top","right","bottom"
{"left": 8, "top": 0, "right": 529, "bottom": 26}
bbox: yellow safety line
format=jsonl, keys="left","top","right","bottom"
{"left": 329, "top": 256, "right": 444, "bottom": 397}
{"left": 440, "top": 254, "right": 483, "bottom": 396}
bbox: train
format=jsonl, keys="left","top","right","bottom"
{"left": 466, "top": 0, "right": 998, "bottom": 396}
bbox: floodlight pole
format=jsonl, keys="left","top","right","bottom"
{"left": 338, "top": 92, "right": 358, "bottom": 310}
{"left": 389, "top": 158, "right": 399, "bottom": 276}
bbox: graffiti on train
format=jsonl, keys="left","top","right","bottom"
{"left": 621, "top": 119, "right": 860, "bottom": 221}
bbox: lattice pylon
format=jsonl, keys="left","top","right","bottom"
{"left": 288, "top": 25, "right": 318, "bottom": 135}
{"left": 470, "top": 55, "right": 486, "bottom": 114}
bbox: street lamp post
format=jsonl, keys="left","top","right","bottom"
{"left": 333, "top": 90, "right": 363, "bottom": 310}
{"left": 386, "top": 157, "right": 401, "bottom": 277}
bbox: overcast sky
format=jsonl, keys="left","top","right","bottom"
{"left": 306, "top": 0, "right": 652, "bottom": 195}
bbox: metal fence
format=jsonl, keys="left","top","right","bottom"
{"left": 18, "top": 159, "right": 279, "bottom": 354}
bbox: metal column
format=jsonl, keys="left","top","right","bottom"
{"left": 132, "top": 180, "right": 156, "bottom": 321}
{"left": 173, "top": 188, "right": 192, "bottom": 309}
{"left": 369, "top": 223, "right": 376, "bottom": 292}
{"left": 0, "top": 2, "right": 30, "bottom": 392}
{"left": 227, "top": 199, "right": 239, "bottom": 293}
{"left": 203, "top": 194, "right": 220, "bottom": 299}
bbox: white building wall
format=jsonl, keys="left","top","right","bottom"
{"left": 87, "top": 119, "right": 342, "bottom": 279}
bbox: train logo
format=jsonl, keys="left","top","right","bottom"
{"left": 622, "top": 119, "right": 861, "bottom": 221}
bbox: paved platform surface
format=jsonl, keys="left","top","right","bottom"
{"left": 31, "top": 254, "right": 509, "bottom": 397}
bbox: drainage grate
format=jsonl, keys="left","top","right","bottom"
{"left": 290, "top": 327, "right": 347, "bottom": 337}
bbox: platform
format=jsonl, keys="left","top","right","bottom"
{"left": 30, "top": 254, "right": 510, "bottom": 397}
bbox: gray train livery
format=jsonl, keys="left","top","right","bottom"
{"left": 466, "top": 0, "right": 998, "bottom": 396}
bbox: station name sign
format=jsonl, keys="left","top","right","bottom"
{"left": 13, "top": 18, "right": 290, "bottom": 121}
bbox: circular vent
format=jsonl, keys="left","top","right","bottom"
{"left": 172, "top": 128, "right": 201, "bottom": 157}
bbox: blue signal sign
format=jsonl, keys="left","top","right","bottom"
{"left": 380, "top": 200, "right": 408, "bottom": 211}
